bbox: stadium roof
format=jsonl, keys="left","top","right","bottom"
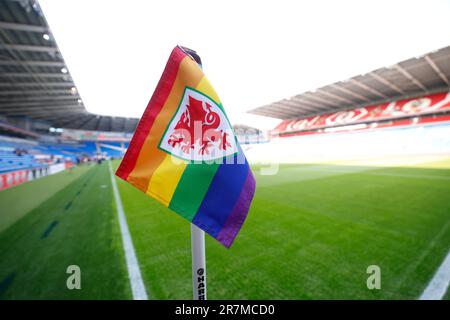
{"left": 249, "top": 46, "right": 450, "bottom": 120}
{"left": 0, "top": 0, "right": 138, "bottom": 132}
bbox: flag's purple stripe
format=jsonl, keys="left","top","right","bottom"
{"left": 216, "top": 170, "right": 255, "bottom": 248}
{"left": 192, "top": 154, "right": 250, "bottom": 238}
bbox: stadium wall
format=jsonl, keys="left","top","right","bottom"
{"left": 0, "top": 169, "right": 30, "bottom": 191}
{"left": 0, "top": 162, "right": 75, "bottom": 191}
{"left": 274, "top": 91, "right": 450, "bottom": 137}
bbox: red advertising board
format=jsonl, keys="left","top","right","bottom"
{"left": 0, "top": 170, "right": 29, "bottom": 191}
{"left": 274, "top": 91, "right": 450, "bottom": 134}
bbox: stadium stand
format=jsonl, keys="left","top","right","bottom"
{"left": 0, "top": 132, "right": 127, "bottom": 190}
{"left": 0, "top": 150, "right": 43, "bottom": 173}
{"left": 0, "top": 1, "right": 139, "bottom": 133}
{"left": 249, "top": 46, "right": 450, "bottom": 120}
{"left": 241, "top": 46, "right": 450, "bottom": 165}
{"left": 0, "top": 1, "right": 132, "bottom": 189}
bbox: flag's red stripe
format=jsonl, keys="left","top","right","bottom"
{"left": 115, "top": 47, "right": 186, "bottom": 181}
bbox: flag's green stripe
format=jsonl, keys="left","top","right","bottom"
{"left": 169, "top": 162, "right": 220, "bottom": 221}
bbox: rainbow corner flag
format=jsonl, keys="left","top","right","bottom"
{"left": 116, "top": 46, "right": 256, "bottom": 248}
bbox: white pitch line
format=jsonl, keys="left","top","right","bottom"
{"left": 108, "top": 161, "right": 148, "bottom": 300}
{"left": 419, "top": 250, "right": 450, "bottom": 300}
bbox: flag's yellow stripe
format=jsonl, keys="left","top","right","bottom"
{"left": 196, "top": 77, "right": 221, "bottom": 104}
{"left": 146, "top": 155, "right": 188, "bottom": 206}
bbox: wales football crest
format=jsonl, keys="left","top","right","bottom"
{"left": 159, "top": 87, "right": 238, "bottom": 162}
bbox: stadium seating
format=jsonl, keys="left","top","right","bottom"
{"left": 0, "top": 151, "right": 46, "bottom": 173}
{"left": 99, "top": 142, "right": 128, "bottom": 158}
{"left": 0, "top": 135, "right": 128, "bottom": 174}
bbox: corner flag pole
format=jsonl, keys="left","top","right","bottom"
{"left": 179, "top": 46, "right": 207, "bottom": 301}
{"left": 191, "top": 224, "right": 207, "bottom": 300}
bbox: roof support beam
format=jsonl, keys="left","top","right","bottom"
{"left": 278, "top": 99, "right": 318, "bottom": 113}
{"left": 0, "top": 72, "right": 71, "bottom": 78}
{"left": 261, "top": 105, "right": 298, "bottom": 118}
{"left": 0, "top": 44, "right": 58, "bottom": 53}
{"left": 15, "top": 113, "right": 83, "bottom": 121}
{"left": 290, "top": 96, "right": 331, "bottom": 111}
{"left": 302, "top": 92, "right": 336, "bottom": 107}
{"left": 272, "top": 100, "right": 312, "bottom": 114}
{"left": 52, "top": 117, "right": 85, "bottom": 127}
{"left": 32, "top": 111, "right": 86, "bottom": 121}
{"left": 57, "top": 114, "right": 91, "bottom": 128}
{"left": 271, "top": 102, "right": 307, "bottom": 116}
{"left": 0, "top": 82, "right": 75, "bottom": 88}
{"left": 51, "top": 114, "right": 80, "bottom": 122}
{"left": 249, "top": 108, "right": 287, "bottom": 119}
{"left": 79, "top": 116, "right": 98, "bottom": 130}
{"left": 0, "top": 21, "right": 48, "bottom": 33}
{"left": 257, "top": 113, "right": 289, "bottom": 120}
{"left": 3, "top": 112, "right": 82, "bottom": 121}
{"left": 348, "top": 78, "right": 388, "bottom": 99}
{"left": 286, "top": 104, "right": 317, "bottom": 114}
{"left": 4, "top": 105, "right": 84, "bottom": 115}
{"left": 0, "top": 100, "right": 81, "bottom": 108}
{"left": 317, "top": 88, "right": 355, "bottom": 105}
{"left": 0, "top": 95, "right": 80, "bottom": 102}
{"left": 0, "top": 60, "right": 65, "bottom": 67}
{"left": 369, "top": 72, "right": 405, "bottom": 95}
{"left": 424, "top": 55, "right": 449, "bottom": 86}
{"left": 330, "top": 83, "right": 372, "bottom": 102}
{"left": 394, "top": 64, "right": 428, "bottom": 92}
{"left": 2, "top": 103, "right": 83, "bottom": 111}
{"left": 109, "top": 116, "right": 114, "bottom": 131}
{"left": 0, "top": 89, "right": 75, "bottom": 95}
{"left": 94, "top": 116, "right": 102, "bottom": 131}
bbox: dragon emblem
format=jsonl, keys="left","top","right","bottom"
{"left": 167, "top": 95, "right": 231, "bottom": 155}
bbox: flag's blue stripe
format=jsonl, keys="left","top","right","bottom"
{"left": 192, "top": 154, "right": 250, "bottom": 238}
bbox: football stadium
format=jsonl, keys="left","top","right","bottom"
{"left": 1, "top": 0, "right": 450, "bottom": 303}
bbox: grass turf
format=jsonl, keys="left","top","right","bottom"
{"left": 0, "top": 165, "right": 91, "bottom": 233}
{"left": 0, "top": 159, "right": 449, "bottom": 299}
{"left": 0, "top": 163, "right": 130, "bottom": 299}
{"left": 114, "top": 160, "right": 450, "bottom": 299}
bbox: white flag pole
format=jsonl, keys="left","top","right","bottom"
{"left": 179, "top": 46, "right": 207, "bottom": 301}
{"left": 191, "top": 223, "right": 207, "bottom": 300}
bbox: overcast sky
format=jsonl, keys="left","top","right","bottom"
{"left": 39, "top": 0, "right": 450, "bottom": 130}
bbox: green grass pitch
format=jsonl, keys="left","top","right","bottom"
{"left": 0, "top": 159, "right": 449, "bottom": 299}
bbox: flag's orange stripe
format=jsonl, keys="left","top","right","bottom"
{"left": 126, "top": 57, "right": 204, "bottom": 192}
